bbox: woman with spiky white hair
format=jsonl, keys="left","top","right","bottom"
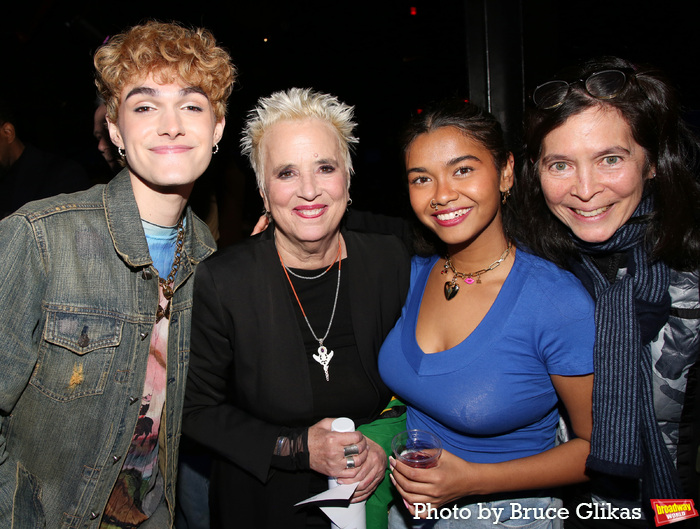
{"left": 183, "top": 88, "right": 410, "bottom": 528}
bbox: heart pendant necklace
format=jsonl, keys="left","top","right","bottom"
{"left": 441, "top": 241, "right": 512, "bottom": 301}
{"left": 278, "top": 240, "right": 342, "bottom": 381}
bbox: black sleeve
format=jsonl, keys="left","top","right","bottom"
{"left": 182, "top": 261, "right": 283, "bottom": 483}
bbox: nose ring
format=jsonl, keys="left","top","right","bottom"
{"left": 430, "top": 199, "right": 439, "bottom": 211}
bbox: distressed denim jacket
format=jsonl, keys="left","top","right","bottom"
{"left": 0, "top": 170, "right": 216, "bottom": 528}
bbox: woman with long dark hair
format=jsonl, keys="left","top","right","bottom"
{"left": 515, "top": 56, "right": 700, "bottom": 522}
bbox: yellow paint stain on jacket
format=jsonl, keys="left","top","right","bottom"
{"left": 68, "top": 363, "right": 84, "bottom": 389}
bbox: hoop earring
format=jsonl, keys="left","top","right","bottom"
{"left": 501, "top": 188, "right": 511, "bottom": 205}
{"left": 347, "top": 198, "right": 353, "bottom": 206}
{"left": 212, "top": 144, "right": 219, "bottom": 154}
{"left": 118, "top": 147, "right": 125, "bottom": 158}
{"left": 430, "top": 199, "right": 438, "bottom": 211}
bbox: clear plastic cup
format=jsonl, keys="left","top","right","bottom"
{"left": 391, "top": 429, "right": 442, "bottom": 468}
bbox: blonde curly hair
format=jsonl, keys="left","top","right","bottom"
{"left": 94, "top": 21, "right": 236, "bottom": 122}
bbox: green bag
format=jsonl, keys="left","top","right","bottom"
{"left": 358, "top": 398, "right": 406, "bottom": 529}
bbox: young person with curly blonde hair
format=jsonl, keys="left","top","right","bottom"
{"left": 0, "top": 20, "right": 235, "bottom": 527}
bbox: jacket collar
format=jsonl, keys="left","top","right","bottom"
{"left": 103, "top": 169, "right": 215, "bottom": 268}
{"left": 104, "top": 170, "right": 152, "bottom": 267}
{"left": 183, "top": 207, "right": 217, "bottom": 264}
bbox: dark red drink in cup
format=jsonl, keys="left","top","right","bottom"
{"left": 392, "top": 429, "right": 442, "bottom": 469}
{"left": 400, "top": 450, "right": 438, "bottom": 468}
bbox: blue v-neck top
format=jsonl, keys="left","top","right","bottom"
{"left": 378, "top": 250, "right": 594, "bottom": 463}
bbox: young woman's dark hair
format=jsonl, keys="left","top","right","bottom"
{"left": 516, "top": 56, "right": 700, "bottom": 270}
{"left": 401, "top": 98, "right": 515, "bottom": 256}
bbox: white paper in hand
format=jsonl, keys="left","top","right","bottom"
{"left": 294, "top": 483, "right": 366, "bottom": 528}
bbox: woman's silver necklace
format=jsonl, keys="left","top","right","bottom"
{"left": 284, "top": 259, "right": 336, "bottom": 280}
{"left": 277, "top": 240, "right": 342, "bottom": 381}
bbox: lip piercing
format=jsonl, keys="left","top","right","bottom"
{"left": 430, "top": 199, "right": 438, "bottom": 211}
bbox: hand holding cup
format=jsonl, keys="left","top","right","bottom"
{"left": 391, "top": 429, "right": 442, "bottom": 468}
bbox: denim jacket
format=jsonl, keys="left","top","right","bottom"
{"left": 0, "top": 170, "right": 216, "bottom": 528}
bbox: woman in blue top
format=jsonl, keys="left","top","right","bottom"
{"left": 378, "top": 100, "right": 596, "bottom": 528}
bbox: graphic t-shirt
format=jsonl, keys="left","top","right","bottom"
{"left": 101, "top": 220, "right": 179, "bottom": 528}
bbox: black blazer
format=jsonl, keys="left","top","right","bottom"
{"left": 182, "top": 228, "right": 410, "bottom": 527}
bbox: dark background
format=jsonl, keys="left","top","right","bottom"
{"left": 2, "top": 0, "right": 698, "bottom": 227}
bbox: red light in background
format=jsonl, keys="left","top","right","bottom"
{"left": 417, "top": 108, "right": 423, "bottom": 114}
{"left": 410, "top": 6, "right": 417, "bottom": 15}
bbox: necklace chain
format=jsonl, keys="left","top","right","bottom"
{"left": 441, "top": 241, "right": 512, "bottom": 301}
{"left": 284, "top": 259, "right": 336, "bottom": 280}
{"left": 277, "top": 239, "right": 342, "bottom": 381}
{"left": 156, "top": 217, "right": 185, "bottom": 322}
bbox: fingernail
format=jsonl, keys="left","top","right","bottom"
{"left": 389, "top": 456, "right": 396, "bottom": 468}
{"left": 403, "top": 499, "right": 411, "bottom": 510}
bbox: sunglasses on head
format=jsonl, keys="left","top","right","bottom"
{"left": 532, "top": 69, "right": 632, "bottom": 110}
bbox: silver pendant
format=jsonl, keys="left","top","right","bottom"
{"left": 313, "top": 344, "right": 334, "bottom": 382}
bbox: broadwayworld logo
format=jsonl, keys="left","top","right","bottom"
{"left": 651, "top": 499, "right": 699, "bottom": 526}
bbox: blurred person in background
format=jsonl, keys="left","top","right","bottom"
{"left": 0, "top": 96, "right": 92, "bottom": 218}
{"left": 93, "top": 99, "right": 120, "bottom": 175}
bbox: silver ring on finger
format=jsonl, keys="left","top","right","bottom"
{"left": 344, "top": 444, "right": 359, "bottom": 457}
{"left": 345, "top": 455, "right": 356, "bottom": 469}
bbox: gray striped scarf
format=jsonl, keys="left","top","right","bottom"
{"left": 570, "top": 195, "right": 682, "bottom": 500}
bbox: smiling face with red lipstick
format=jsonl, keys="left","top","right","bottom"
{"left": 406, "top": 125, "right": 514, "bottom": 251}
{"left": 108, "top": 72, "right": 225, "bottom": 200}
{"left": 260, "top": 118, "right": 349, "bottom": 258}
